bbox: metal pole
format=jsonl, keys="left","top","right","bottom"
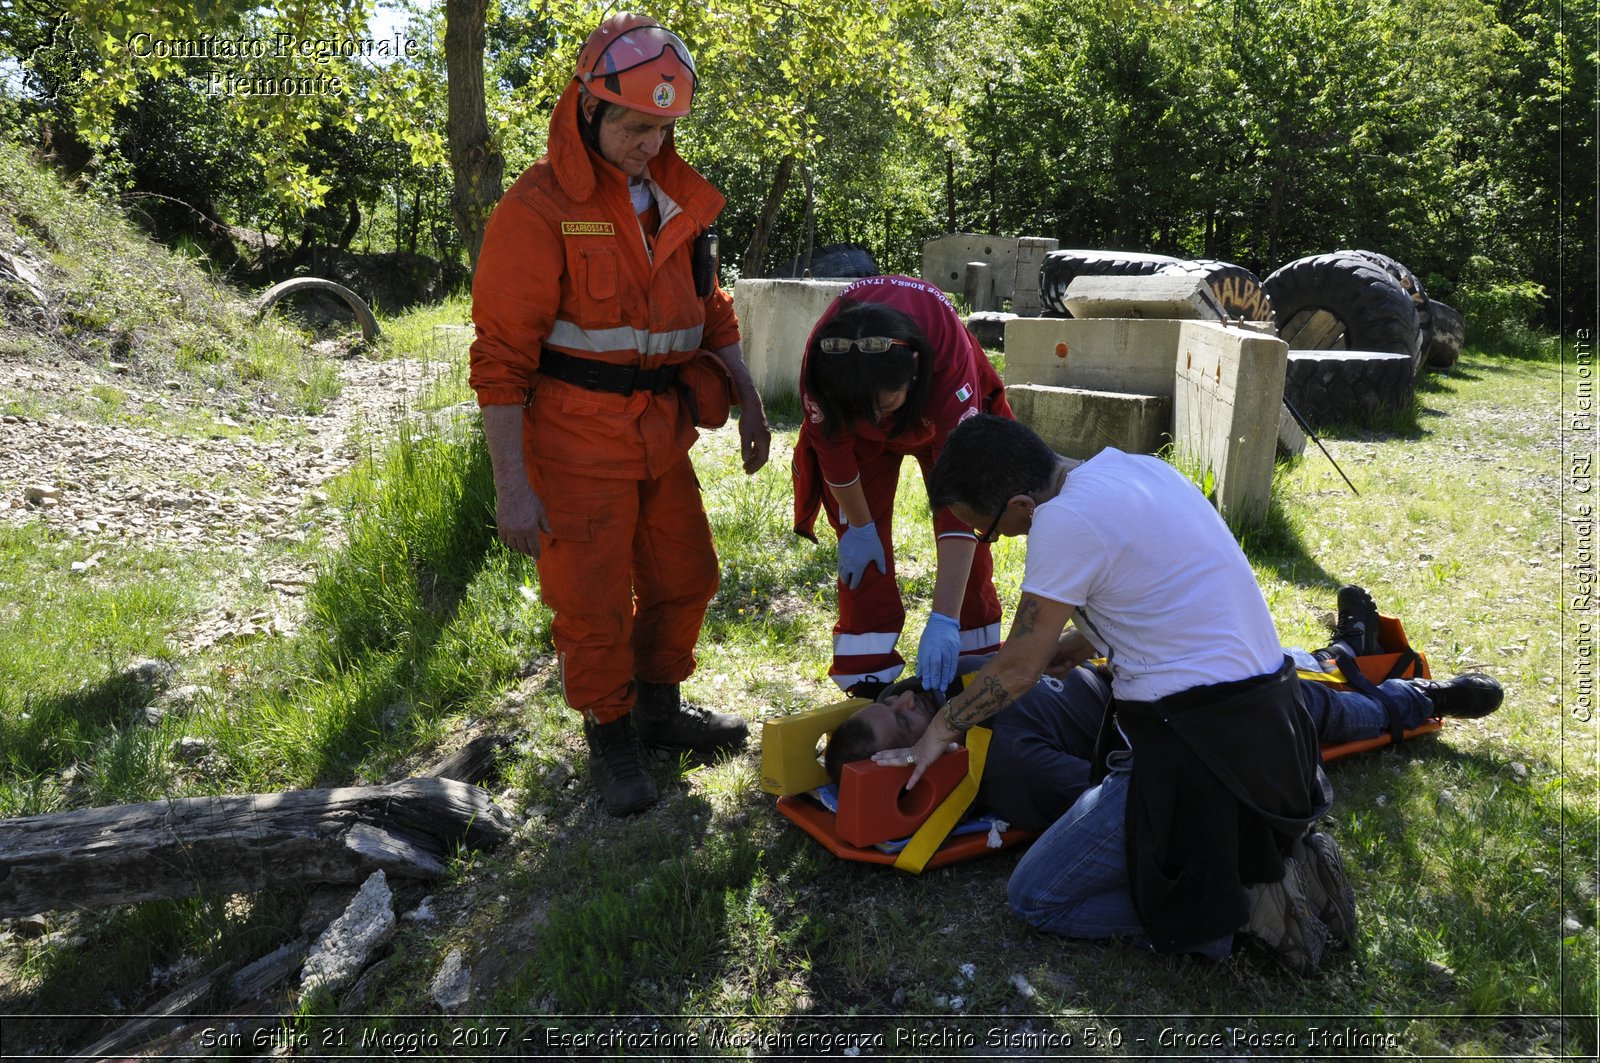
{"left": 1282, "top": 397, "right": 1360, "bottom": 497}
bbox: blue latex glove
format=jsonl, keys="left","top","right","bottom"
{"left": 917, "top": 611, "right": 962, "bottom": 693}
{"left": 837, "top": 521, "right": 886, "bottom": 590}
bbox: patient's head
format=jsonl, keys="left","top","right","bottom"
{"left": 822, "top": 677, "right": 942, "bottom": 782}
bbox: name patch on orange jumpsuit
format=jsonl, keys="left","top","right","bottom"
{"left": 561, "top": 221, "right": 615, "bottom": 236}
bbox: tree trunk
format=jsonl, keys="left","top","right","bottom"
{"left": 800, "top": 163, "right": 816, "bottom": 274}
{"left": 445, "top": 0, "right": 505, "bottom": 270}
{"left": 740, "top": 154, "right": 795, "bottom": 278}
{"left": 0, "top": 778, "right": 516, "bottom": 918}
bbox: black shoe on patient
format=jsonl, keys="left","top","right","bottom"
{"left": 1412, "top": 672, "right": 1504, "bottom": 718}
{"left": 1330, "top": 584, "right": 1383, "bottom": 658}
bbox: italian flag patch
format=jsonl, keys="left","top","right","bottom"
{"left": 955, "top": 384, "right": 973, "bottom": 402}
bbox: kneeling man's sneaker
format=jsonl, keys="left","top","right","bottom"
{"left": 1296, "top": 831, "right": 1358, "bottom": 947}
{"left": 1241, "top": 857, "right": 1330, "bottom": 975}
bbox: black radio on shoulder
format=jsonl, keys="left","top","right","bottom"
{"left": 692, "top": 229, "right": 719, "bottom": 297}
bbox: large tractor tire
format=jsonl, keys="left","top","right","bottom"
{"left": 1038, "top": 249, "right": 1181, "bottom": 316}
{"left": 1284, "top": 350, "right": 1415, "bottom": 428}
{"left": 1155, "top": 258, "right": 1273, "bottom": 323}
{"left": 1333, "top": 249, "right": 1432, "bottom": 377}
{"left": 773, "top": 242, "right": 879, "bottom": 279}
{"left": 257, "top": 276, "right": 381, "bottom": 342}
{"left": 1262, "top": 253, "right": 1421, "bottom": 367}
{"left": 1424, "top": 300, "right": 1465, "bottom": 370}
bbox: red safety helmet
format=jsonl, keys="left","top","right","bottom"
{"left": 574, "top": 13, "right": 697, "bottom": 118}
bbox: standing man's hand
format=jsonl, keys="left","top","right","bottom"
{"left": 710, "top": 342, "right": 771, "bottom": 474}
{"left": 496, "top": 479, "right": 550, "bottom": 558}
{"left": 738, "top": 406, "right": 771, "bottom": 474}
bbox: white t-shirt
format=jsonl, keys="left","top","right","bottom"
{"left": 1020, "top": 449, "right": 1282, "bottom": 701}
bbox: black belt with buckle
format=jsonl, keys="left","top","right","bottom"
{"left": 539, "top": 347, "right": 679, "bottom": 395}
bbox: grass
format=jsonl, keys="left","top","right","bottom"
{"left": 0, "top": 140, "right": 1591, "bottom": 1053}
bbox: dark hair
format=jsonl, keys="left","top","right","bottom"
{"left": 804, "top": 302, "right": 935, "bottom": 439}
{"left": 823, "top": 713, "right": 877, "bottom": 783}
{"left": 928, "top": 414, "right": 1058, "bottom": 515}
{"left": 821, "top": 678, "right": 941, "bottom": 783}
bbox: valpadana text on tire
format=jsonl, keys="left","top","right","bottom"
{"left": 1332, "top": 249, "right": 1433, "bottom": 377}
{"left": 257, "top": 276, "right": 381, "bottom": 342}
{"left": 1154, "top": 258, "right": 1273, "bottom": 322}
{"left": 1037, "top": 249, "right": 1181, "bottom": 316}
{"left": 1261, "top": 253, "right": 1420, "bottom": 366}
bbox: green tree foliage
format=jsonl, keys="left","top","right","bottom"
{"left": 0, "top": 0, "right": 1580, "bottom": 329}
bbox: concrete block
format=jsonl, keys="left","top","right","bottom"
{"left": 1171, "top": 322, "right": 1289, "bottom": 523}
{"left": 1062, "top": 273, "right": 1227, "bottom": 321}
{"left": 964, "top": 261, "right": 996, "bottom": 312}
{"left": 922, "top": 234, "right": 1020, "bottom": 300}
{"left": 731, "top": 279, "right": 853, "bottom": 402}
{"left": 1010, "top": 237, "right": 1059, "bottom": 317}
{"left": 1003, "top": 318, "right": 1184, "bottom": 398}
{"left": 1006, "top": 383, "right": 1171, "bottom": 461}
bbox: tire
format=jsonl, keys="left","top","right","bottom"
{"left": 1284, "top": 350, "right": 1415, "bottom": 428}
{"left": 1333, "top": 249, "right": 1432, "bottom": 378}
{"left": 1155, "top": 258, "right": 1273, "bottom": 322}
{"left": 1038, "top": 249, "right": 1181, "bottom": 315}
{"left": 1261, "top": 253, "right": 1420, "bottom": 366}
{"left": 1424, "top": 300, "right": 1464, "bottom": 370}
{"left": 257, "top": 276, "right": 381, "bottom": 341}
{"left": 774, "top": 242, "right": 879, "bottom": 279}
{"left": 964, "top": 310, "right": 1015, "bottom": 351}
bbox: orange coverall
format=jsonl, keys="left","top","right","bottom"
{"left": 469, "top": 80, "right": 736, "bottom": 724}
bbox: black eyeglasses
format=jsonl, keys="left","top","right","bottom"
{"left": 818, "top": 336, "right": 910, "bottom": 355}
{"left": 975, "top": 498, "right": 1008, "bottom": 543}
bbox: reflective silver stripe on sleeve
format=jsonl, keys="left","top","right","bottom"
{"left": 547, "top": 319, "right": 703, "bottom": 357}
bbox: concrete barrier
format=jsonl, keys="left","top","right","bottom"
{"left": 731, "top": 279, "right": 853, "bottom": 402}
{"left": 1003, "top": 318, "right": 1184, "bottom": 398}
{"left": 1004, "top": 316, "right": 1287, "bottom": 522}
{"left": 923, "top": 234, "right": 1020, "bottom": 302}
{"left": 1006, "top": 383, "right": 1170, "bottom": 460}
{"left": 1062, "top": 273, "right": 1226, "bottom": 321}
{"left": 1171, "top": 322, "right": 1288, "bottom": 522}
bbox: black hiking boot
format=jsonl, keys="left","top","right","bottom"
{"left": 632, "top": 680, "right": 748, "bottom": 755}
{"left": 1330, "top": 584, "right": 1382, "bottom": 657}
{"left": 1412, "top": 672, "right": 1504, "bottom": 718}
{"left": 583, "top": 715, "right": 657, "bottom": 816}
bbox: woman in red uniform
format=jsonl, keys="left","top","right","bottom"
{"left": 792, "top": 275, "right": 1013, "bottom": 696}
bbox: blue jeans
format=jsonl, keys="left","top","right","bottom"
{"left": 1006, "top": 755, "right": 1232, "bottom": 959}
{"left": 1298, "top": 675, "right": 1431, "bottom": 743}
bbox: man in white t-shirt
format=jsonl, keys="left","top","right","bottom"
{"left": 896, "top": 414, "right": 1345, "bottom": 971}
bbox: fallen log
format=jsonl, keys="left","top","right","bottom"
{"left": 0, "top": 777, "right": 515, "bottom": 919}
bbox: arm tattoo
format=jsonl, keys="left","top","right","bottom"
{"left": 946, "top": 674, "right": 1013, "bottom": 730}
{"left": 1010, "top": 597, "right": 1040, "bottom": 639}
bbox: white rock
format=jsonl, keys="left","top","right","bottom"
{"left": 300, "top": 871, "right": 396, "bottom": 998}
{"left": 957, "top": 962, "right": 976, "bottom": 983}
{"left": 1010, "top": 972, "right": 1036, "bottom": 998}
{"left": 403, "top": 897, "right": 437, "bottom": 923}
{"left": 430, "top": 948, "right": 471, "bottom": 1012}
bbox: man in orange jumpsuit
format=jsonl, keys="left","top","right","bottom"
{"left": 470, "top": 13, "right": 770, "bottom": 816}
